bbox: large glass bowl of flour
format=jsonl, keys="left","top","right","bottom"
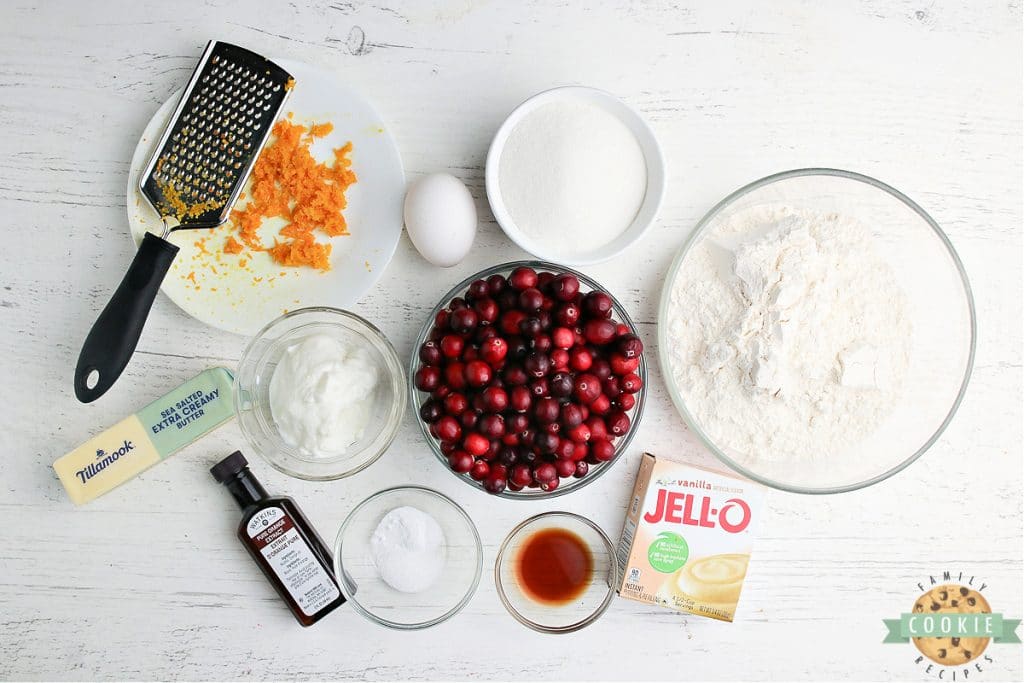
{"left": 658, "top": 169, "right": 975, "bottom": 494}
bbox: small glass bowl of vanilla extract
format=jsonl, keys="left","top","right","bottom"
{"left": 494, "top": 512, "right": 618, "bottom": 633}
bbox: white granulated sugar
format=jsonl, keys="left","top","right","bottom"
{"left": 498, "top": 100, "right": 647, "bottom": 257}
{"left": 666, "top": 207, "right": 911, "bottom": 462}
{"left": 370, "top": 506, "right": 446, "bottom": 594}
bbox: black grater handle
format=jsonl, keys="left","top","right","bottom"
{"left": 74, "top": 232, "right": 180, "bottom": 403}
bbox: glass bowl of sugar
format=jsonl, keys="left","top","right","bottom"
{"left": 333, "top": 486, "right": 483, "bottom": 630}
{"left": 658, "top": 168, "right": 976, "bottom": 494}
{"left": 485, "top": 86, "right": 666, "bottom": 265}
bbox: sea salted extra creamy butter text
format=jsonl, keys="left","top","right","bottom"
{"left": 616, "top": 453, "right": 765, "bottom": 622}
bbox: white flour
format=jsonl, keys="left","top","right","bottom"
{"left": 370, "top": 506, "right": 446, "bottom": 593}
{"left": 666, "top": 206, "right": 911, "bottom": 462}
{"left": 498, "top": 100, "right": 647, "bottom": 256}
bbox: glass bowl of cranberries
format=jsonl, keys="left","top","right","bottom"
{"left": 410, "top": 261, "right": 647, "bottom": 498}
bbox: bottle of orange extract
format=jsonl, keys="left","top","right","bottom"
{"left": 211, "top": 451, "right": 345, "bottom": 626}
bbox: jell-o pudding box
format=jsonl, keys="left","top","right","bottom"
{"left": 616, "top": 453, "right": 765, "bottom": 622}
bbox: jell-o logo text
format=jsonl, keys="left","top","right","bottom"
{"left": 643, "top": 489, "right": 752, "bottom": 533}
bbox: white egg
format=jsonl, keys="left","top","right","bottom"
{"left": 403, "top": 172, "right": 477, "bottom": 267}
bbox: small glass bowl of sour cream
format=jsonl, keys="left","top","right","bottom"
{"left": 234, "top": 307, "right": 406, "bottom": 480}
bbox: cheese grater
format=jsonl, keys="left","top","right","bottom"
{"left": 75, "top": 41, "right": 294, "bottom": 403}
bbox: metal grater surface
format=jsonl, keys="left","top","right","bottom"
{"left": 139, "top": 41, "right": 293, "bottom": 230}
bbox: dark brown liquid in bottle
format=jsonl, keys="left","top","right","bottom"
{"left": 516, "top": 528, "right": 593, "bottom": 604}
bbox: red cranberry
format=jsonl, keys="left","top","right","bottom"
{"left": 440, "top": 334, "right": 464, "bottom": 359}
{"left": 483, "top": 440, "right": 501, "bottom": 461}
{"left": 555, "top": 458, "right": 576, "bottom": 478}
{"left": 586, "top": 417, "right": 607, "bottom": 440}
{"left": 508, "top": 481, "right": 524, "bottom": 492}
{"left": 460, "top": 411, "right": 479, "bottom": 430}
{"left": 438, "top": 438, "right": 457, "bottom": 455}
{"left": 469, "top": 459, "right": 490, "bottom": 480}
{"left": 510, "top": 386, "right": 532, "bottom": 412}
{"left": 583, "top": 318, "right": 617, "bottom": 345}
{"left": 567, "top": 423, "right": 592, "bottom": 443}
{"left": 496, "top": 289, "right": 518, "bottom": 310}
{"left": 503, "top": 365, "right": 528, "bottom": 386}
{"left": 519, "top": 287, "right": 544, "bottom": 311}
{"left": 433, "top": 385, "right": 451, "bottom": 400}
{"left": 464, "top": 433, "right": 490, "bottom": 456}
{"left": 419, "top": 399, "right": 443, "bottom": 423}
{"left": 590, "top": 394, "right": 611, "bottom": 415}
{"left": 543, "top": 421, "right": 562, "bottom": 435}
{"left": 603, "top": 376, "right": 621, "bottom": 398}
{"left": 509, "top": 266, "right": 538, "bottom": 291}
{"left": 443, "top": 393, "right": 467, "bottom": 415}
{"left": 533, "top": 462, "right": 557, "bottom": 483}
{"left": 467, "top": 278, "right": 489, "bottom": 301}
{"left": 560, "top": 402, "right": 584, "bottom": 427}
{"left": 537, "top": 310, "right": 553, "bottom": 330}
{"left": 535, "top": 431, "right": 560, "bottom": 454}
{"left": 532, "top": 335, "right": 552, "bottom": 353}
{"left": 487, "top": 273, "right": 507, "bottom": 295}
{"left": 508, "top": 413, "right": 530, "bottom": 434}
{"left": 445, "top": 362, "right": 467, "bottom": 390}
{"left": 534, "top": 397, "right": 560, "bottom": 424}
{"left": 450, "top": 307, "right": 479, "bottom": 333}
{"left": 618, "top": 393, "right": 636, "bottom": 410}
{"left": 507, "top": 336, "right": 529, "bottom": 360}
{"left": 501, "top": 310, "right": 527, "bottom": 335}
{"left": 574, "top": 461, "right": 589, "bottom": 478}
{"left": 484, "top": 472, "right": 507, "bottom": 494}
{"left": 529, "top": 378, "right": 549, "bottom": 397}
{"left": 549, "top": 372, "right": 574, "bottom": 398}
{"left": 540, "top": 478, "right": 559, "bottom": 492}
{"left": 583, "top": 291, "right": 613, "bottom": 318}
{"left": 415, "top": 366, "right": 441, "bottom": 392}
{"left": 511, "top": 463, "right": 533, "bottom": 487}
{"left": 464, "top": 360, "right": 493, "bottom": 388}
{"left": 482, "top": 386, "right": 509, "bottom": 412}
{"left": 617, "top": 333, "right": 644, "bottom": 359}
{"left": 621, "top": 373, "right": 643, "bottom": 394}
{"left": 497, "top": 445, "right": 518, "bottom": 467}
{"left": 615, "top": 323, "right": 630, "bottom": 336}
{"left": 555, "top": 303, "right": 581, "bottom": 327}
{"left": 552, "top": 327, "right": 575, "bottom": 349}
{"left": 551, "top": 274, "right": 580, "bottom": 302}
{"left": 555, "top": 438, "right": 575, "bottom": 460}
{"left": 435, "top": 415, "right": 462, "bottom": 442}
{"left": 569, "top": 347, "right": 593, "bottom": 372}
{"left": 550, "top": 348, "right": 569, "bottom": 371}
{"left": 480, "top": 337, "right": 508, "bottom": 366}
{"left": 610, "top": 354, "right": 640, "bottom": 376}
{"left": 478, "top": 413, "right": 505, "bottom": 439}
{"left": 607, "top": 410, "right": 630, "bottom": 436}
{"left": 573, "top": 373, "right": 601, "bottom": 404}
{"left": 572, "top": 442, "right": 589, "bottom": 461}
{"left": 435, "top": 309, "right": 450, "bottom": 329}
{"left": 519, "top": 316, "right": 543, "bottom": 338}
{"left": 591, "top": 438, "right": 616, "bottom": 462}
{"left": 419, "top": 341, "right": 442, "bottom": 366}
{"left": 428, "top": 326, "right": 445, "bottom": 342}
{"left": 591, "top": 358, "right": 612, "bottom": 380}
{"left": 474, "top": 325, "right": 498, "bottom": 345}
{"left": 448, "top": 451, "right": 474, "bottom": 473}
{"left": 473, "top": 297, "right": 499, "bottom": 324}
{"left": 449, "top": 296, "right": 468, "bottom": 311}
{"left": 524, "top": 352, "right": 551, "bottom": 378}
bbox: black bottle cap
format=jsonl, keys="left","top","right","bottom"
{"left": 210, "top": 450, "right": 249, "bottom": 483}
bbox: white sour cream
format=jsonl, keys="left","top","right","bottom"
{"left": 269, "top": 333, "right": 380, "bottom": 458}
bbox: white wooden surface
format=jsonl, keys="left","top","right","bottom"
{"left": 1, "top": 1, "right": 1021, "bottom": 681}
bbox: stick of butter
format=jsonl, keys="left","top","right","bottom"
{"left": 54, "top": 367, "right": 235, "bottom": 504}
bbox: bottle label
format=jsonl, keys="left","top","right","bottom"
{"left": 247, "top": 507, "right": 340, "bottom": 617}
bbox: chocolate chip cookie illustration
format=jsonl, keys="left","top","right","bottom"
{"left": 912, "top": 584, "right": 991, "bottom": 664}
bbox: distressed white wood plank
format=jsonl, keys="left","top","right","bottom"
{"left": 0, "top": 0, "right": 1021, "bottom": 680}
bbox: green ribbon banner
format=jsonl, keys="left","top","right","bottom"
{"left": 883, "top": 613, "right": 1022, "bottom": 643}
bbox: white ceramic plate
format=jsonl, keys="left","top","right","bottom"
{"left": 127, "top": 58, "right": 405, "bottom": 335}
{"left": 484, "top": 86, "right": 665, "bottom": 266}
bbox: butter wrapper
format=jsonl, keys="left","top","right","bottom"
{"left": 615, "top": 453, "right": 765, "bottom": 622}
{"left": 54, "top": 367, "right": 235, "bottom": 504}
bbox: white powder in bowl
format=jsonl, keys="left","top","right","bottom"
{"left": 498, "top": 100, "right": 647, "bottom": 257}
{"left": 370, "top": 506, "right": 446, "bottom": 594}
{"left": 665, "top": 206, "right": 912, "bottom": 463}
